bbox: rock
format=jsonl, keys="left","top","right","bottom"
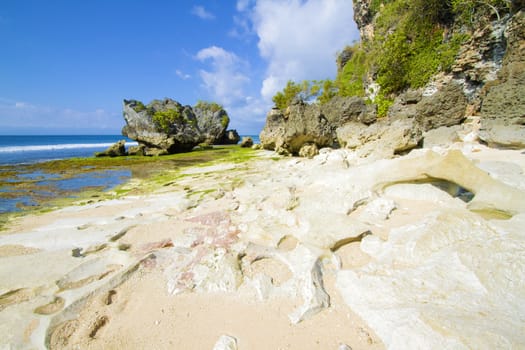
{"left": 359, "top": 198, "right": 396, "bottom": 223}
{"left": 479, "top": 11, "right": 525, "bottom": 149}
{"left": 259, "top": 96, "right": 374, "bottom": 155}
{"left": 298, "top": 143, "right": 319, "bottom": 158}
{"left": 338, "top": 209, "right": 525, "bottom": 349}
{"left": 415, "top": 83, "right": 467, "bottom": 131}
{"left": 388, "top": 90, "right": 422, "bottom": 120}
{"left": 221, "top": 129, "right": 240, "bottom": 144}
{"left": 373, "top": 150, "right": 525, "bottom": 216}
{"left": 239, "top": 137, "right": 254, "bottom": 148}
{"left": 212, "top": 335, "right": 238, "bottom": 350}
{"left": 478, "top": 118, "right": 525, "bottom": 148}
{"left": 423, "top": 126, "right": 462, "bottom": 148}
{"left": 259, "top": 102, "right": 335, "bottom": 155}
{"left": 321, "top": 95, "right": 376, "bottom": 125}
{"left": 95, "top": 140, "right": 127, "bottom": 157}
{"left": 193, "top": 102, "right": 230, "bottom": 144}
{"left": 127, "top": 144, "right": 146, "bottom": 156}
{"left": 336, "top": 118, "right": 423, "bottom": 159}
{"left": 121, "top": 98, "right": 204, "bottom": 154}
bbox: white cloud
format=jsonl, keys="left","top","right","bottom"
{"left": 248, "top": 0, "right": 359, "bottom": 100}
{"left": 175, "top": 69, "right": 191, "bottom": 80}
{"left": 196, "top": 46, "right": 250, "bottom": 106}
{"left": 195, "top": 46, "right": 269, "bottom": 133}
{"left": 191, "top": 5, "right": 215, "bottom": 20}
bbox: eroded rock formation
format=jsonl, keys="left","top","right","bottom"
{"left": 122, "top": 98, "right": 240, "bottom": 155}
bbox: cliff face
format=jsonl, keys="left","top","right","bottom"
{"left": 260, "top": 1, "right": 525, "bottom": 157}
{"left": 351, "top": 0, "right": 525, "bottom": 148}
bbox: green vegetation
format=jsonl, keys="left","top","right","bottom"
{"left": 451, "top": 0, "right": 511, "bottom": 23}
{"left": 336, "top": 44, "right": 368, "bottom": 98}
{"left": 221, "top": 115, "right": 229, "bottom": 128}
{"left": 272, "top": 80, "right": 329, "bottom": 110}
{"left": 152, "top": 109, "right": 182, "bottom": 132}
{"left": 133, "top": 100, "right": 147, "bottom": 112}
{"left": 271, "top": 0, "right": 479, "bottom": 117}
{"left": 195, "top": 100, "right": 223, "bottom": 112}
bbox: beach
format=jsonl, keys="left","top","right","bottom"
{"left": 1, "top": 141, "right": 524, "bottom": 349}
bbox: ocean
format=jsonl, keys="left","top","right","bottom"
{"left": 0, "top": 135, "right": 138, "bottom": 165}
{"left": 0, "top": 135, "right": 260, "bottom": 165}
{"left": 0, "top": 134, "right": 259, "bottom": 215}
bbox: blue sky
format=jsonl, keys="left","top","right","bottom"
{"left": 0, "top": 0, "right": 359, "bottom": 135}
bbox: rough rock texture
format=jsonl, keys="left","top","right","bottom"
{"left": 193, "top": 106, "right": 229, "bottom": 144}
{"left": 240, "top": 137, "right": 254, "bottom": 148}
{"left": 298, "top": 143, "right": 319, "bottom": 158}
{"left": 336, "top": 118, "right": 423, "bottom": 159}
{"left": 479, "top": 11, "right": 525, "bottom": 148}
{"left": 222, "top": 129, "right": 240, "bottom": 145}
{"left": 122, "top": 99, "right": 203, "bottom": 154}
{"left": 414, "top": 83, "right": 468, "bottom": 131}
{"left": 95, "top": 140, "right": 127, "bottom": 157}
{"left": 259, "top": 102, "right": 335, "bottom": 155}
{"left": 260, "top": 96, "right": 377, "bottom": 156}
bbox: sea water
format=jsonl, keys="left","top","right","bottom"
{"left": 0, "top": 134, "right": 258, "bottom": 214}
{"left": 0, "top": 135, "right": 138, "bottom": 165}
{"left": 0, "top": 135, "right": 259, "bottom": 165}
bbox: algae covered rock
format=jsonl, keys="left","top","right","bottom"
{"left": 239, "top": 136, "right": 253, "bottom": 148}
{"left": 95, "top": 140, "right": 127, "bottom": 157}
{"left": 122, "top": 98, "right": 203, "bottom": 154}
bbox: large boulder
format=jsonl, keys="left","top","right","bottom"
{"left": 239, "top": 136, "right": 254, "bottom": 148}
{"left": 259, "top": 102, "right": 335, "bottom": 155}
{"left": 122, "top": 98, "right": 204, "bottom": 154}
{"left": 193, "top": 102, "right": 230, "bottom": 144}
{"left": 414, "top": 83, "right": 467, "bottom": 131}
{"left": 336, "top": 117, "right": 423, "bottom": 159}
{"left": 260, "top": 96, "right": 375, "bottom": 155}
{"left": 221, "top": 129, "right": 240, "bottom": 144}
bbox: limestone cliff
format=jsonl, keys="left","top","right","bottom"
{"left": 260, "top": 1, "right": 525, "bottom": 156}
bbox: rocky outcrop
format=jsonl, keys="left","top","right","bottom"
{"left": 95, "top": 140, "right": 127, "bottom": 157}
{"left": 239, "top": 137, "right": 253, "bottom": 148}
{"left": 260, "top": 103, "right": 334, "bottom": 155}
{"left": 121, "top": 98, "right": 242, "bottom": 155}
{"left": 221, "top": 129, "right": 240, "bottom": 144}
{"left": 122, "top": 99, "right": 203, "bottom": 155}
{"left": 193, "top": 105, "right": 229, "bottom": 144}
{"left": 414, "top": 83, "right": 467, "bottom": 131}
{"left": 260, "top": 96, "right": 377, "bottom": 156}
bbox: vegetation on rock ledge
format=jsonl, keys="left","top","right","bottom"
{"left": 152, "top": 109, "right": 182, "bottom": 133}
{"left": 272, "top": 0, "right": 512, "bottom": 116}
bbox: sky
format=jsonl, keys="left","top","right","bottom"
{"left": 0, "top": 0, "right": 359, "bottom": 135}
